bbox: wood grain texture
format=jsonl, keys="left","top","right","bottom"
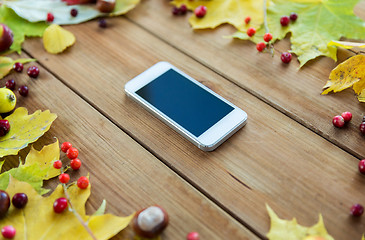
{"left": 23, "top": 16, "right": 365, "bottom": 239}
{"left": 0, "top": 54, "right": 257, "bottom": 240}
{"left": 125, "top": 0, "right": 365, "bottom": 160}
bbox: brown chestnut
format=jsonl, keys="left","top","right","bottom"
{"left": 96, "top": 0, "right": 116, "bottom": 13}
{"left": 132, "top": 205, "right": 169, "bottom": 238}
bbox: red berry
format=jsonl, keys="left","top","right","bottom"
{"left": 0, "top": 190, "right": 10, "bottom": 218}
{"left": 70, "top": 8, "right": 78, "bottom": 17}
{"left": 256, "top": 42, "right": 266, "bottom": 52}
{"left": 341, "top": 112, "right": 352, "bottom": 122}
{"left": 351, "top": 204, "right": 364, "bottom": 217}
{"left": 27, "top": 66, "right": 39, "bottom": 78}
{"left": 244, "top": 16, "right": 251, "bottom": 24}
{"left": 172, "top": 6, "right": 180, "bottom": 15}
{"left": 13, "top": 62, "right": 23, "bottom": 73}
{"left": 5, "top": 79, "right": 16, "bottom": 91}
{"left": 53, "top": 160, "right": 62, "bottom": 169}
{"left": 18, "top": 85, "right": 29, "bottom": 97}
{"left": 332, "top": 115, "right": 345, "bottom": 128}
{"left": 61, "top": 142, "right": 72, "bottom": 153}
{"left": 98, "top": 18, "right": 107, "bottom": 28}
{"left": 0, "top": 120, "right": 10, "bottom": 137}
{"left": 53, "top": 197, "right": 68, "bottom": 213}
{"left": 47, "top": 12, "right": 54, "bottom": 22}
{"left": 246, "top": 27, "right": 256, "bottom": 37}
{"left": 281, "top": 52, "right": 292, "bottom": 64}
{"left": 59, "top": 173, "right": 70, "bottom": 184}
{"left": 263, "top": 33, "right": 273, "bottom": 42}
{"left": 360, "top": 121, "right": 365, "bottom": 134}
{"left": 187, "top": 231, "right": 200, "bottom": 240}
{"left": 194, "top": 6, "right": 207, "bottom": 18}
{"left": 77, "top": 176, "right": 89, "bottom": 189}
{"left": 70, "top": 158, "right": 81, "bottom": 170}
{"left": 66, "top": 147, "right": 79, "bottom": 159}
{"left": 280, "top": 15, "right": 290, "bottom": 26}
{"left": 290, "top": 12, "right": 298, "bottom": 21}
{"left": 179, "top": 5, "right": 187, "bottom": 15}
{"left": 1, "top": 225, "right": 15, "bottom": 239}
{"left": 12, "top": 193, "right": 28, "bottom": 209}
{"left": 358, "top": 160, "right": 365, "bottom": 174}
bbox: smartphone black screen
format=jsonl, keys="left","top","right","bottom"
{"left": 135, "top": 69, "right": 234, "bottom": 137}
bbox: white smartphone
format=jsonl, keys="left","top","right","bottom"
{"left": 124, "top": 62, "right": 247, "bottom": 151}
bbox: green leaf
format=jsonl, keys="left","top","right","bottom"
{"left": 0, "top": 5, "right": 48, "bottom": 53}
{"left": 0, "top": 56, "right": 35, "bottom": 79}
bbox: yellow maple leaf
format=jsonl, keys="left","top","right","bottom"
{"left": 322, "top": 55, "right": 365, "bottom": 102}
{"left": 2, "top": 176, "right": 134, "bottom": 240}
{"left": 266, "top": 205, "right": 334, "bottom": 240}
{"left": 43, "top": 24, "right": 76, "bottom": 54}
{"left": 0, "top": 56, "right": 35, "bottom": 79}
{"left": 171, "top": 0, "right": 265, "bottom": 31}
{"left": 0, "top": 107, "right": 57, "bottom": 158}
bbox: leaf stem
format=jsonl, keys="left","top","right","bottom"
{"left": 263, "top": 0, "right": 274, "bottom": 56}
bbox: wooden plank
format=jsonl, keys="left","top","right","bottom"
{"left": 0, "top": 54, "right": 257, "bottom": 240}
{"left": 23, "top": 18, "right": 365, "bottom": 239}
{"left": 124, "top": 0, "right": 365, "bottom": 159}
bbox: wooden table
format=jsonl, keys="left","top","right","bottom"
{"left": 2, "top": 1, "right": 365, "bottom": 239}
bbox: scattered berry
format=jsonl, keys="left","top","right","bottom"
{"left": 358, "top": 159, "right": 365, "bottom": 174}
{"left": 246, "top": 27, "right": 256, "bottom": 37}
{"left": 263, "top": 33, "right": 273, "bottom": 42}
{"left": 47, "top": 12, "right": 54, "bottom": 22}
{"left": 98, "top": 18, "right": 107, "bottom": 28}
{"left": 61, "top": 142, "right": 72, "bottom": 153}
{"left": 66, "top": 147, "right": 79, "bottom": 159}
{"left": 53, "top": 197, "right": 68, "bottom": 213}
{"left": 341, "top": 112, "right": 352, "bottom": 122}
{"left": 53, "top": 160, "right": 62, "bottom": 169}
{"left": 281, "top": 52, "right": 292, "bottom": 64}
{"left": 27, "top": 66, "right": 39, "bottom": 78}
{"left": 244, "top": 16, "right": 251, "bottom": 24}
{"left": 360, "top": 118, "right": 365, "bottom": 134}
{"left": 0, "top": 190, "right": 10, "bottom": 217}
{"left": 351, "top": 204, "right": 364, "bottom": 217}
{"left": 59, "top": 173, "right": 70, "bottom": 184}
{"left": 1, "top": 225, "right": 15, "bottom": 239}
{"left": 5, "top": 79, "right": 16, "bottom": 91}
{"left": 13, "top": 62, "right": 23, "bottom": 73}
{"left": 70, "top": 158, "right": 82, "bottom": 170}
{"left": 332, "top": 115, "right": 345, "bottom": 128}
{"left": 172, "top": 6, "right": 180, "bottom": 15}
{"left": 256, "top": 42, "right": 266, "bottom": 52}
{"left": 18, "top": 85, "right": 29, "bottom": 97}
{"left": 179, "top": 4, "right": 187, "bottom": 15}
{"left": 187, "top": 231, "right": 200, "bottom": 240}
{"left": 280, "top": 15, "right": 290, "bottom": 26}
{"left": 0, "top": 120, "right": 11, "bottom": 137}
{"left": 12, "top": 193, "right": 28, "bottom": 209}
{"left": 70, "top": 8, "right": 78, "bottom": 17}
{"left": 194, "top": 5, "right": 207, "bottom": 18}
{"left": 77, "top": 176, "right": 89, "bottom": 189}
{"left": 290, "top": 12, "right": 298, "bottom": 21}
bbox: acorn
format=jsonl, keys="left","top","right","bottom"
{"left": 132, "top": 205, "right": 169, "bottom": 238}
{"left": 96, "top": 0, "right": 116, "bottom": 13}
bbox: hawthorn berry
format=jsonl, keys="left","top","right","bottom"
{"left": 281, "top": 52, "right": 292, "bottom": 64}
{"left": 98, "top": 18, "right": 107, "bottom": 28}
{"left": 244, "top": 16, "right": 251, "bottom": 24}
{"left": 194, "top": 6, "right": 207, "bottom": 18}
{"left": 70, "top": 158, "right": 82, "bottom": 170}
{"left": 18, "top": 85, "right": 29, "bottom": 97}
{"left": 66, "top": 147, "right": 79, "bottom": 159}
{"left": 290, "top": 12, "right": 298, "bottom": 21}
{"left": 53, "top": 198, "right": 68, "bottom": 213}
{"left": 358, "top": 160, "right": 365, "bottom": 174}
{"left": 179, "top": 5, "right": 187, "bottom": 15}
{"left": 0, "top": 120, "right": 11, "bottom": 137}
{"left": 61, "top": 142, "right": 72, "bottom": 153}
{"left": 27, "top": 66, "right": 39, "bottom": 78}
{"left": 246, "top": 27, "right": 256, "bottom": 37}
{"left": 187, "top": 232, "right": 200, "bottom": 240}
{"left": 263, "top": 33, "right": 273, "bottom": 42}
{"left": 256, "top": 42, "right": 266, "bottom": 52}
{"left": 53, "top": 160, "right": 62, "bottom": 169}
{"left": 70, "top": 8, "right": 78, "bottom": 17}
{"left": 1, "top": 225, "right": 15, "bottom": 239}
{"left": 12, "top": 193, "right": 28, "bottom": 209}
{"left": 77, "top": 176, "right": 89, "bottom": 189}
{"left": 360, "top": 121, "right": 365, "bottom": 134}
{"left": 5, "top": 79, "right": 16, "bottom": 91}
{"left": 172, "top": 6, "right": 180, "bottom": 15}
{"left": 0, "top": 190, "right": 10, "bottom": 217}
{"left": 351, "top": 204, "right": 364, "bottom": 217}
{"left": 280, "top": 15, "right": 290, "bottom": 26}
{"left": 341, "top": 112, "right": 352, "bottom": 122}
{"left": 13, "top": 62, "right": 23, "bottom": 73}
{"left": 59, "top": 173, "right": 70, "bottom": 184}
{"left": 332, "top": 115, "right": 345, "bottom": 128}
{"left": 47, "top": 12, "right": 55, "bottom": 22}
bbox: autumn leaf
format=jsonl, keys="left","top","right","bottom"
{"left": 0, "top": 57, "right": 35, "bottom": 79}
{"left": 43, "top": 24, "right": 76, "bottom": 54}
{"left": 322, "top": 55, "right": 365, "bottom": 102}
{"left": 0, "top": 107, "right": 57, "bottom": 158}
{"left": 266, "top": 205, "right": 334, "bottom": 240}
{"left": 0, "top": 5, "right": 48, "bottom": 53}
{"left": 0, "top": 140, "right": 60, "bottom": 194}
{"left": 171, "top": 0, "right": 266, "bottom": 31}
{"left": 2, "top": 176, "right": 134, "bottom": 240}
{"left": 328, "top": 40, "right": 365, "bottom": 50}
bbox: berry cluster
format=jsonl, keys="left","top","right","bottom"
{"left": 280, "top": 13, "right": 298, "bottom": 27}
{"left": 172, "top": 4, "right": 187, "bottom": 16}
{"left": 171, "top": 5, "right": 207, "bottom": 18}
{"left": 6, "top": 63, "right": 40, "bottom": 98}
{"left": 332, "top": 111, "right": 352, "bottom": 128}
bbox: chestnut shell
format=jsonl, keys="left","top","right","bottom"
{"left": 132, "top": 205, "right": 169, "bottom": 238}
